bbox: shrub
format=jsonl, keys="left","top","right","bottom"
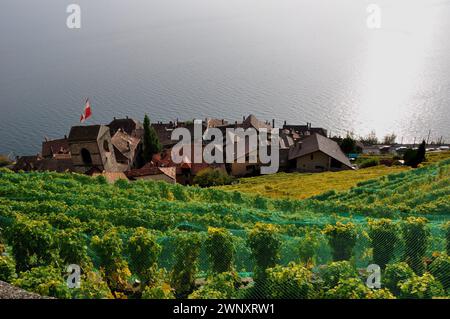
{"left": 170, "top": 233, "right": 202, "bottom": 298}
{"left": 359, "top": 158, "right": 380, "bottom": 169}
{"left": 13, "top": 266, "right": 71, "bottom": 299}
{"left": 403, "top": 141, "right": 426, "bottom": 168}
{"left": 205, "top": 227, "right": 235, "bottom": 274}
{"left": 399, "top": 273, "right": 444, "bottom": 299}
{"left": 428, "top": 253, "right": 450, "bottom": 292}
{"left": 319, "top": 261, "right": 358, "bottom": 289}
{"left": 8, "top": 218, "right": 57, "bottom": 272}
{"left": 402, "top": 217, "right": 430, "bottom": 275}
{"left": 71, "top": 270, "right": 114, "bottom": 299}
{"left": 247, "top": 223, "right": 281, "bottom": 281}
{"left": 368, "top": 219, "right": 399, "bottom": 269}
{"left": 365, "top": 288, "right": 396, "bottom": 299}
{"left": 383, "top": 262, "right": 415, "bottom": 296}
{"left": 323, "top": 222, "right": 357, "bottom": 261}
{"left": 0, "top": 255, "right": 16, "bottom": 282}
{"left": 193, "top": 168, "right": 234, "bottom": 187}
{"left": 325, "top": 278, "right": 369, "bottom": 299}
{"left": 188, "top": 272, "right": 239, "bottom": 299}
{"left": 266, "top": 262, "right": 315, "bottom": 299}
{"left": 56, "top": 229, "right": 89, "bottom": 268}
{"left": 91, "top": 229, "right": 131, "bottom": 292}
{"left": 298, "top": 230, "right": 322, "bottom": 265}
{"left": 0, "top": 155, "right": 11, "bottom": 167}
{"left": 445, "top": 222, "right": 450, "bottom": 256}
{"left": 142, "top": 268, "right": 175, "bottom": 299}
{"left": 127, "top": 227, "right": 161, "bottom": 286}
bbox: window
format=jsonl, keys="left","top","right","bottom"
{"left": 81, "top": 148, "right": 92, "bottom": 165}
{"left": 103, "top": 140, "right": 110, "bottom": 152}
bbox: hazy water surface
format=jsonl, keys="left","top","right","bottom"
{"left": 1, "top": 0, "right": 449, "bottom": 155}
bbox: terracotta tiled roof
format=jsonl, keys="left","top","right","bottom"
{"left": 41, "top": 138, "right": 70, "bottom": 158}
{"left": 108, "top": 118, "right": 143, "bottom": 136}
{"left": 125, "top": 165, "right": 177, "bottom": 181}
{"left": 111, "top": 129, "right": 140, "bottom": 163}
{"left": 13, "top": 156, "right": 74, "bottom": 173}
{"left": 242, "top": 114, "right": 272, "bottom": 131}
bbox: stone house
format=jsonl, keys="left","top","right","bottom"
{"left": 125, "top": 163, "right": 177, "bottom": 184}
{"left": 68, "top": 125, "right": 123, "bottom": 174}
{"left": 288, "top": 133, "right": 353, "bottom": 172}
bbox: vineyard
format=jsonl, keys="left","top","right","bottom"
{"left": 217, "top": 151, "right": 450, "bottom": 200}
{"left": 0, "top": 158, "right": 449, "bottom": 299}
{"left": 217, "top": 165, "right": 408, "bottom": 200}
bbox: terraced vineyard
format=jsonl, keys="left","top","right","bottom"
{"left": 217, "top": 151, "right": 450, "bottom": 200}
{"left": 217, "top": 165, "right": 409, "bottom": 200}
{"left": 0, "top": 158, "right": 449, "bottom": 299}
{"left": 308, "top": 158, "right": 450, "bottom": 217}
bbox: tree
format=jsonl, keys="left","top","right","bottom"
{"left": 193, "top": 168, "right": 234, "bottom": 187}
{"left": 360, "top": 131, "right": 379, "bottom": 145}
{"left": 339, "top": 135, "right": 358, "bottom": 154}
{"left": 143, "top": 115, "right": 162, "bottom": 162}
{"left": 404, "top": 140, "right": 426, "bottom": 168}
{"left": 417, "top": 140, "right": 426, "bottom": 163}
{"left": 383, "top": 133, "right": 397, "bottom": 145}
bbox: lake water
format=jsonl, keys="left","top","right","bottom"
{"left": 1, "top": 0, "right": 449, "bottom": 155}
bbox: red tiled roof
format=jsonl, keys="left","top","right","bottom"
{"left": 125, "top": 164, "right": 176, "bottom": 180}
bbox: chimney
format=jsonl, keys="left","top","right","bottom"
{"left": 222, "top": 119, "right": 224, "bottom": 124}
{"left": 126, "top": 116, "right": 129, "bottom": 119}
{"left": 243, "top": 116, "right": 245, "bottom": 121}
{"left": 64, "top": 135, "right": 67, "bottom": 139}
{"left": 272, "top": 119, "right": 275, "bottom": 128}
{"left": 284, "top": 120, "right": 287, "bottom": 126}
{"left": 114, "top": 117, "right": 116, "bottom": 120}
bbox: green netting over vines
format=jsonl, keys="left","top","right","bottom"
{"left": 0, "top": 158, "right": 449, "bottom": 298}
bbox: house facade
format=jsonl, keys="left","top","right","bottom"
{"left": 68, "top": 125, "right": 121, "bottom": 174}
{"left": 288, "top": 133, "right": 353, "bottom": 172}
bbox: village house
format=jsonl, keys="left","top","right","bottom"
{"left": 67, "top": 125, "right": 123, "bottom": 174}
{"left": 283, "top": 121, "right": 328, "bottom": 138}
{"left": 125, "top": 163, "right": 177, "bottom": 184}
{"left": 41, "top": 137, "right": 71, "bottom": 159}
{"left": 13, "top": 114, "right": 354, "bottom": 183}
{"left": 108, "top": 117, "right": 144, "bottom": 138}
{"left": 288, "top": 133, "right": 353, "bottom": 172}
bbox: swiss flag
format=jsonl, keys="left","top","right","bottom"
{"left": 80, "top": 98, "right": 92, "bottom": 123}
